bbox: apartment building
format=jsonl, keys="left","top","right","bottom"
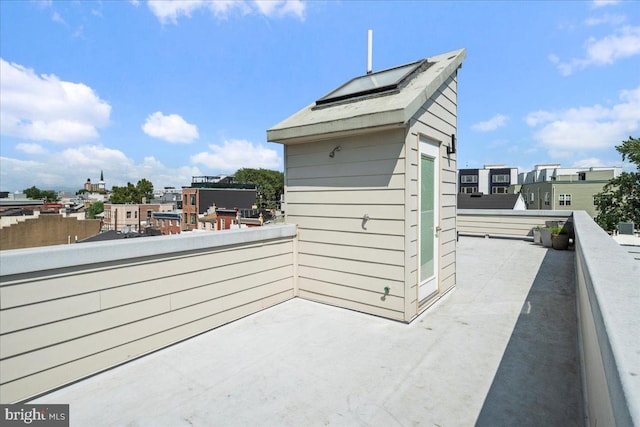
{"left": 513, "top": 164, "right": 621, "bottom": 217}
{"left": 458, "top": 164, "right": 518, "bottom": 194}
{"left": 181, "top": 180, "right": 257, "bottom": 232}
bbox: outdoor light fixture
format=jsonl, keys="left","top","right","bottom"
{"left": 329, "top": 146, "right": 341, "bottom": 158}
{"left": 447, "top": 134, "right": 456, "bottom": 155}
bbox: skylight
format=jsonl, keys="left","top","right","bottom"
{"left": 315, "top": 59, "right": 428, "bottom": 106}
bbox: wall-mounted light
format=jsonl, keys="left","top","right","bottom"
{"left": 329, "top": 146, "right": 341, "bottom": 158}
{"left": 447, "top": 134, "right": 456, "bottom": 155}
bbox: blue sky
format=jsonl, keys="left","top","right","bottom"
{"left": 1, "top": 0, "right": 639, "bottom": 192}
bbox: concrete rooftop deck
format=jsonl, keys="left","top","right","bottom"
{"left": 32, "top": 237, "right": 582, "bottom": 426}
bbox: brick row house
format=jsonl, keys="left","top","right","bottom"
{"left": 150, "top": 212, "right": 182, "bottom": 235}
{"left": 181, "top": 185, "right": 257, "bottom": 232}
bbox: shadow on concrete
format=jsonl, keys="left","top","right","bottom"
{"left": 475, "top": 248, "right": 583, "bottom": 427}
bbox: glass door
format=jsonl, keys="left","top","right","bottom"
{"left": 419, "top": 138, "right": 439, "bottom": 302}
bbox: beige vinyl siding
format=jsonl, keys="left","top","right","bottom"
{"left": 457, "top": 211, "right": 571, "bottom": 239}
{"left": 0, "top": 234, "right": 295, "bottom": 403}
{"left": 407, "top": 73, "right": 459, "bottom": 315}
{"left": 286, "top": 128, "right": 407, "bottom": 320}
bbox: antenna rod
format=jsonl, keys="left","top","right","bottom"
{"left": 367, "top": 30, "right": 372, "bottom": 74}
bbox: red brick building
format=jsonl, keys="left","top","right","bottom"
{"left": 181, "top": 187, "right": 257, "bottom": 232}
{"left": 150, "top": 212, "right": 181, "bottom": 235}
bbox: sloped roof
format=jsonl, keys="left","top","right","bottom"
{"left": 458, "top": 193, "right": 523, "bottom": 210}
{"left": 267, "top": 48, "right": 466, "bottom": 144}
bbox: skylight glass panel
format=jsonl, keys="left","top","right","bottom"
{"left": 316, "top": 60, "right": 424, "bottom": 105}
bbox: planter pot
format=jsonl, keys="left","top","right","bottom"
{"left": 540, "top": 228, "right": 552, "bottom": 248}
{"left": 552, "top": 233, "right": 570, "bottom": 250}
{"left": 533, "top": 229, "right": 541, "bottom": 244}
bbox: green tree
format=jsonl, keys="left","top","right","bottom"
{"left": 87, "top": 201, "right": 104, "bottom": 219}
{"left": 594, "top": 136, "right": 640, "bottom": 232}
{"left": 23, "top": 186, "right": 59, "bottom": 202}
{"left": 110, "top": 179, "right": 155, "bottom": 204}
{"left": 136, "top": 178, "right": 154, "bottom": 203}
{"left": 233, "top": 168, "right": 284, "bottom": 209}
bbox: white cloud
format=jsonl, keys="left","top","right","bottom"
{"left": 16, "top": 143, "right": 48, "bottom": 155}
{"left": 526, "top": 86, "right": 640, "bottom": 153}
{"left": 0, "top": 146, "right": 205, "bottom": 192}
{"left": 142, "top": 112, "right": 199, "bottom": 143}
{"left": 551, "top": 26, "right": 640, "bottom": 75}
{"left": 60, "top": 145, "right": 131, "bottom": 169}
{"left": 592, "top": 0, "right": 621, "bottom": 8}
{"left": 191, "top": 139, "right": 281, "bottom": 171}
{"left": 584, "top": 13, "right": 626, "bottom": 26}
{"left": 0, "top": 58, "right": 111, "bottom": 143}
{"left": 254, "top": 0, "right": 305, "bottom": 19}
{"left": 471, "top": 114, "right": 508, "bottom": 132}
{"left": 147, "top": 0, "right": 304, "bottom": 24}
{"left": 51, "top": 11, "right": 67, "bottom": 26}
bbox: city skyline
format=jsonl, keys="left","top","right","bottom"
{"left": 1, "top": 0, "right": 639, "bottom": 192}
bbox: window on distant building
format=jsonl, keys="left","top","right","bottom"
{"left": 461, "top": 175, "right": 478, "bottom": 183}
{"left": 492, "top": 187, "right": 507, "bottom": 194}
{"left": 461, "top": 187, "right": 477, "bottom": 194}
{"left": 579, "top": 172, "right": 586, "bottom": 181}
{"left": 530, "top": 193, "right": 535, "bottom": 202}
{"left": 190, "top": 194, "right": 196, "bottom": 205}
{"left": 544, "top": 192, "right": 550, "bottom": 206}
{"left": 221, "top": 218, "right": 226, "bottom": 229}
{"left": 559, "top": 194, "right": 572, "bottom": 206}
{"left": 134, "top": 211, "right": 138, "bottom": 219}
{"left": 147, "top": 210, "right": 152, "bottom": 218}
{"left": 190, "top": 213, "right": 196, "bottom": 224}
{"left": 126, "top": 211, "right": 132, "bottom": 219}
{"left": 492, "top": 174, "right": 509, "bottom": 183}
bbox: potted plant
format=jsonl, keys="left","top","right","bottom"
{"left": 550, "top": 226, "right": 570, "bottom": 250}
{"left": 540, "top": 227, "right": 552, "bottom": 247}
{"left": 533, "top": 226, "right": 541, "bottom": 244}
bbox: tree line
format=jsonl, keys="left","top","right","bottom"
{"left": 594, "top": 136, "right": 640, "bottom": 232}
{"left": 22, "top": 169, "right": 284, "bottom": 217}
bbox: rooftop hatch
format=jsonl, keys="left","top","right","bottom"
{"left": 315, "top": 59, "right": 431, "bottom": 106}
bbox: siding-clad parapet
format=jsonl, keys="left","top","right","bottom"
{"left": 458, "top": 209, "right": 571, "bottom": 239}
{"left": 0, "top": 225, "right": 297, "bottom": 403}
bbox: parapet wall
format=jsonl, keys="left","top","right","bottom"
{"left": 0, "top": 213, "right": 100, "bottom": 250}
{"left": 573, "top": 211, "right": 639, "bottom": 426}
{"left": 457, "top": 209, "right": 570, "bottom": 239}
{"left": 0, "top": 225, "right": 297, "bottom": 403}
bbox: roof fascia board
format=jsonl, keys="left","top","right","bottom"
{"left": 267, "top": 112, "right": 406, "bottom": 144}
{"left": 268, "top": 123, "right": 405, "bottom": 145}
